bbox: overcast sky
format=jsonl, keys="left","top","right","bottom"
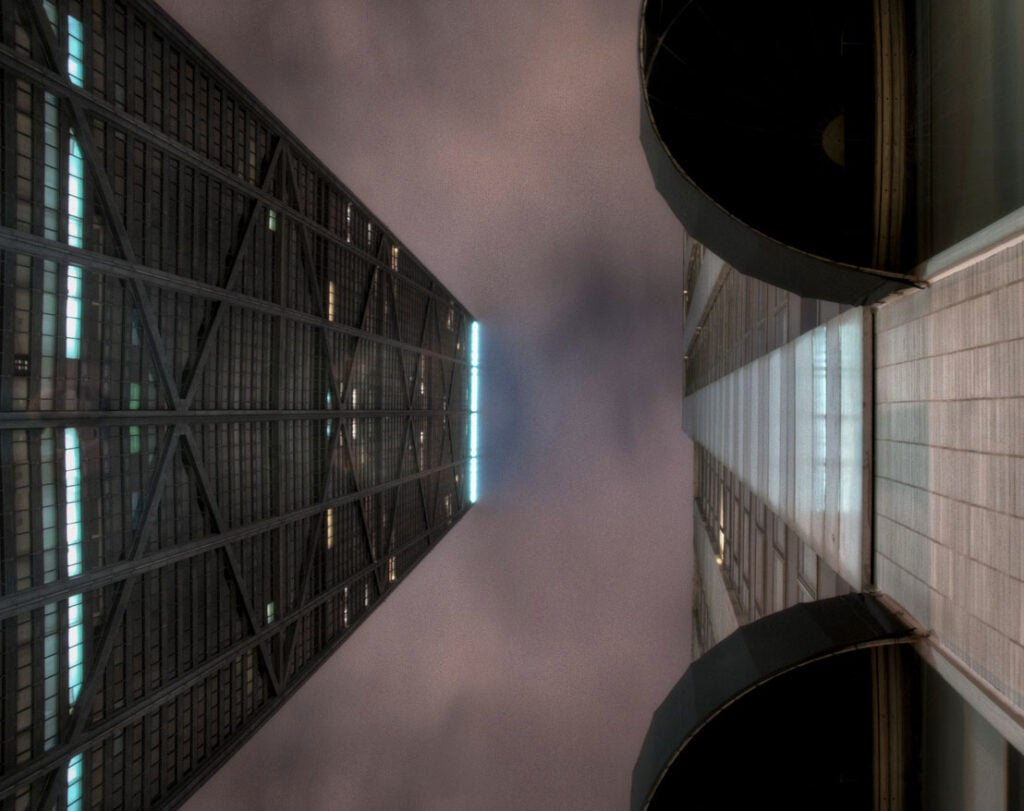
{"left": 159, "top": 1, "right": 694, "bottom": 808}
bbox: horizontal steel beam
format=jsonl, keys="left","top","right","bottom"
{"left": 0, "top": 225, "right": 469, "bottom": 367}
{"left": 0, "top": 459, "right": 468, "bottom": 620}
{"left": 0, "top": 43, "right": 470, "bottom": 315}
{"left": 0, "top": 409, "right": 466, "bottom": 429}
{"left": 0, "top": 503, "right": 468, "bottom": 800}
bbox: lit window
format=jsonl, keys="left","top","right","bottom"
{"left": 67, "top": 752, "right": 84, "bottom": 811}
{"left": 327, "top": 279, "right": 336, "bottom": 321}
{"left": 345, "top": 202, "right": 352, "bottom": 243}
{"left": 391, "top": 245, "right": 399, "bottom": 271}
{"left": 64, "top": 13, "right": 85, "bottom": 361}
{"left": 65, "top": 135, "right": 84, "bottom": 359}
{"left": 67, "top": 593, "right": 83, "bottom": 701}
{"left": 363, "top": 582, "right": 370, "bottom": 607}
{"left": 343, "top": 586, "right": 349, "bottom": 626}
{"left": 129, "top": 425, "right": 140, "bottom": 454}
{"left": 64, "top": 428, "right": 83, "bottom": 709}
{"left": 64, "top": 429, "right": 82, "bottom": 579}
{"left": 388, "top": 556, "right": 396, "bottom": 582}
{"left": 366, "top": 222, "right": 373, "bottom": 248}
{"left": 67, "top": 14, "right": 84, "bottom": 88}
{"left": 326, "top": 507, "right": 334, "bottom": 549}
{"left": 446, "top": 307, "right": 454, "bottom": 330}
{"left": 267, "top": 208, "right": 277, "bottom": 231}
{"left": 265, "top": 601, "right": 275, "bottom": 624}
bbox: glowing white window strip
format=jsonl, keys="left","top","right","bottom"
{"left": 64, "top": 428, "right": 84, "bottom": 707}
{"left": 469, "top": 321, "right": 480, "bottom": 503}
{"left": 66, "top": 15, "right": 84, "bottom": 360}
{"left": 66, "top": 136, "right": 84, "bottom": 359}
{"left": 67, "top": 15, "right": 84, "bottom": 88}
{"left": 67, "top": 593, "right": 83, "bottom": 703}
{"left": 64, "top": 429, "right": 82, "bottom": 575}
{"left": 63, "top": 19, "right": 87, "bottom": 803}
{"left": 67, "top": 752, "right": 84, "bottom": 811}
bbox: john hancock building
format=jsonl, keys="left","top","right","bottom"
{"left": 0, "top": 0, "right": 481, "bottom": 807}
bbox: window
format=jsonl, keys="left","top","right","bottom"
{"left": 67, "top": 753, "right": 84, "bottom": 811}
{"left": 64, "top": 428, "right": 83, "bottom": 705}
{"left": 267, "top": 208, "right": 277, "bottom": 231}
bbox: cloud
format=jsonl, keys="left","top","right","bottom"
{"left": 159, "top": 0, "right": 694, "bottom": 808}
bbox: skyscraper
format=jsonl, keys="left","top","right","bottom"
{"left": 0, "top": 1, "right": 478, "bottom": 807}
{"left": 635, "top": 2, "right": 1024, "bottom": 808}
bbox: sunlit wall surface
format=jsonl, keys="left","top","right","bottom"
{"left": 0, "top": 1, "right": 474, "bottom": 807}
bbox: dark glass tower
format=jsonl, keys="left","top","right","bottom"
{"left": 0, "top": 1, "right": 477, "bottom": 807}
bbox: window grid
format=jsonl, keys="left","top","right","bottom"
{"left": 692, "top": 443, "right": 850, "bottom": 628}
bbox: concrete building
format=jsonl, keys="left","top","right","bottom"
{"left": 635, "top": 2, "right": 1024, "bottom": 808}
{"left": 0, "top": 1, "right": 478, "bottom": 807}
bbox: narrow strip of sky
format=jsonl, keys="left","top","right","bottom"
{"left": 469, "top": 321, "right": 480, "bottom": 503}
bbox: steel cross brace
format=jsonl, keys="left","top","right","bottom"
{"left": 0, "top": 458, "right": 467, "bottom": 624}
{"left": 0, "top": 224, "right": 467, "bottom": 367}
{"left": 283, "top": 151, "right": 343, "bottom": 407}
{"left": 20, "top": 0, "right": 182, "bottom": 411}
{"left": 33, "top": 424, "right": 181, "bottom": 809}
{"left": 179, "top": 426, "right": 282, "bottom": 697}
{"left": 178, "top": 138, "right": 285, "bottom": 410}
{"left": 280, "top": 418, "right": 342, "bottom": 678}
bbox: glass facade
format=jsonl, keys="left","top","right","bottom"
{"left": 0, "top": 1, "right": 475, "bottom": 807}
